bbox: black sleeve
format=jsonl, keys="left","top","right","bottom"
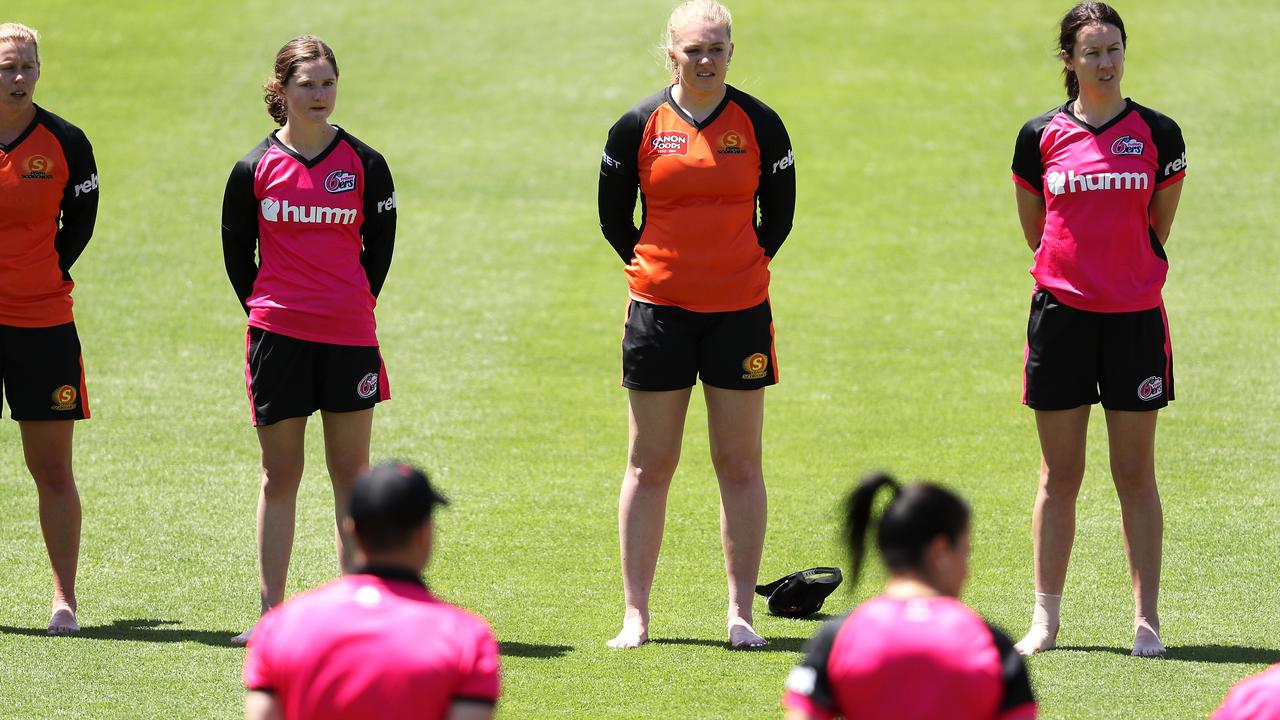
{"left": 358, "top": 151, "right": 396, "bottom": 298}
{"left": 221, "top": 153, "right": 262, "bottom": 315}
{"left": 784, "top": 615, "right": 845, "bottom": 715}
{"left": 986, "top": 622, "right": 1037, "bottom": 716}
{"left": 598, "top": 108, "right": 644, "bottom": 264}
{"left": 748, "top": 102, "right": 795, "bottom": 258}
{"left": 53, "top": 123, "right": 98, "bottom": 278}
{"left": 1011, "top": 109, "right": 1056, "bottom": 193}
{"left": 1135, "top": 105, "right": 1186, "bottom": 186}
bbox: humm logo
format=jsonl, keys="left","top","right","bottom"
{"left": 261, "top": 198, "right": 357, "bottom": 225}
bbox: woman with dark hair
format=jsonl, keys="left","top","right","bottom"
{"left": 0, "top": 22, "right": 99, "bottom": 635}
{"left": 221, "top": 35, "right": 397, "bottom": 646}
{"left": 782, "top": 474, "right": 1036, "bottom": 720}
{"left": 1011, "top": 2, "right": 1186, "bottom": 657}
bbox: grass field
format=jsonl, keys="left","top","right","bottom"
{"left": 2, "top": 0, "right": 1278, "bottom": 717}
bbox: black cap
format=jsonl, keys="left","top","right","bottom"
{"left": 348, "top": 462, "right": 448, "bottom": 547}
{"left": 755, "top": 567, "right": 843, "bottom": 618}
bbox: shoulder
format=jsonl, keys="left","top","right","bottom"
{"left": 1019, "top": 104, "right": 1066, "bottom": 137}
{"left": 337, "top": 128, "right": 388, "bottom": 166}
{"left": 35, "top": 107, "right": 91, "bottom": 148}
{"left": 1129, "top": 100, "right": 1182, "bottom": 134}
{"left": 726, "top": 86, "right": 783, "bottom": 121}
{"left": 233, "top": 136, "right": 274, "bottom": 171}
{"left": 613, "top": 89, "right": 669, "bottom": 128}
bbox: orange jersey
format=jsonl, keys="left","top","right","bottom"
{"left": 0, "top": 107, "right": 98, "bottom": 327}
{"left": 599, "top": 86, "right": 795, "bottom": 312}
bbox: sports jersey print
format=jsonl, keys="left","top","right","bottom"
{"left": 222, "top": 128, "right": 396, "bottom": 346}
{"left": 0, "top": 106, "right": 98, "bottom": 328}
{"left": 783, "top": 596, "right": 1036, "bottom": 720}
{"left": 599, "top": 85, "right": 795, "bottom": 313}
{"left": 1012, "top": 99, "right": 1186, "bottom": 313}
{"left": 243, "top": 570, "right": 500, "bottom": 720}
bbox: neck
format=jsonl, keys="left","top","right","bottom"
{"left": 0, "top": 103, "right": 37, "bottom": 140}
{"left": 1072, "top": 87, "right": 1126, "bottom": 125}
{"left": 671, "top": 82, "right": 726, "bottom": 121}
{"left": 882, "top": 575, "right": 944, "bottom": 599}
{"left": 277, "top": 120, "right": 336, "bottom": 157}
{"left": 353, "top": 551, "right": 427, "bottom": 576}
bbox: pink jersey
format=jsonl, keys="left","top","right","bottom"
{"left": 783, "top": 595, "right": 1036, "bottom": 720}
{"left": 1213, "top": 664, "right": 1280, "bottom": 720}
{"left": 1012, "top": 100, "right": 1186, "bottom": 313}
{"left": 243, "top": 570, "right": 500, "bottom": 720}
{"left": 222, "top": 129, "right": 396, "bottom": 346}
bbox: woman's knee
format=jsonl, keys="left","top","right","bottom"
{"left": 29, "top": 459, "right": 76, "bottom": 494}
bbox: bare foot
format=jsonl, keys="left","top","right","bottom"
{"left": 230, "top": 625, "right": 255, "bottom": 647}
{"left": 1014, "top": 623, "right": 1058, "bottom": 656}
{"left": 607, "top": 616, "right": 648, "bottom": 649}
{"left": 1132, "top": 621, "right": 1165, "bottom": 657}
{"left": 47, "top": 606, "right": 80, "bottom": 636}
{"left": 728, "top": 618, "right": 767, "bottom": 649}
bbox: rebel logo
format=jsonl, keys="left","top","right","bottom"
{"left": 1137, "top": 376, "right": 1163, "bottom": 401}
{"left": 1110, "top": 135, "right": 1145, "bottom": 156}
{"left": 324, "top": 169, "right": 357, "bottom": 193}
{"left": 357, "top": 372, "right": 379, "bottom": 399}
{"left": 650, "top": 131, "right": 689, "bottom": 156}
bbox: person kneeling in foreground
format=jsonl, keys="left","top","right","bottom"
{"left": 242, "top": 462, "right": 500, "bottom": 720}
{"left": 1212, "top": 664, "right": 1280, "bottom": 720}
{"left": 783, "top": 473, "right": 1036, "bottom": 720}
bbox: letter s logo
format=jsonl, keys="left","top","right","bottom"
{"left": 261, "top": 198, "right": 280, "bottom": 222}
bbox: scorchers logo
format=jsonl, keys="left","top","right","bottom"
{"left": 741, "top": 353, "right": 769, "bottom": 380}
{"left": 261, "top": 198, "right": 357, "bottom": 225}
{"left": 1045, "top": 169, "right": 1149, "bottom": 196}
{"left": 650, "top": 131, "right": 689, "bottom": 156}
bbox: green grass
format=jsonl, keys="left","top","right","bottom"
{"left": 2, "top": 0, "right": 1277, "bottom": 717}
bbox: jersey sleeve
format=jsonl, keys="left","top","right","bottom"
{"left": 358, "top": 150, "right": 397, "bottom": 298}
{"left": 242, "top": 610, "right": 280, "bottom": 693}
{"left": 1137, "top": 106, "right": 1187, "bottom": 189}
{"left": 782, "top": 616, "right": 844, "bottom": 720}
{"left": 53, "top": 123, "right": 98, "bottom": 278}
{"left": 598, "top": 108, "right": 644, "bottom": 263}
{"left": 751, "top": 105, "right": 795, "bottom": 258}
{"left": 454, "top": 620, "right": 501, "bottom": 705}
{"left": 221, "top": 153, "right": 262, "bottom": 315}
{"left": 986, "top": 623, "right": 1037, "bottom": 720}
{"left": 1011, "top": 116, "right": 1048, "bottom": 195}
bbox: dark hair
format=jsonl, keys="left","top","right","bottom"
{"left": 844, "top": 472, "right": 971, "bottom": 586}
{"left": 1058, "top": 2, "right": 1126, "bottom": 100}
{"left": 348, "top": 461, "right": 447, "bottom": 554}
{"left": 263, "top": 35, "right": 339, "bottom": 126}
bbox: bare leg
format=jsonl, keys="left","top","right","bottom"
{"left": 1104, "top": 409, "right": 1165, "bottom": 657}
{"left": 320, "top": 408, "right": 373, "bottom": 574}
{"left": 20, "top": 421, "right": 81, "bottom": 635}
{"left": 237, "top": 417, "right": 308, "bottom": 643}
{"left": 608, "top": 388, "right": 691, "bottom": 649}
{"left": 704, "top": 386, "right": 767, "bottom": 649}
{"left": 1017, "top": 406, "right": 1090, "bottom": 656}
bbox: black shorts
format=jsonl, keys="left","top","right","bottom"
{"left": 1024, "top": 289, "right": 1173, "bottom": 411}
{"left": 0, "top": 322, "right": 90, "bottom": 421}
{"left": 245, "top": 327, "right": 390, "bottom": 426}
{"left": 622, "top": 299, "right": 778, "bottom": 391}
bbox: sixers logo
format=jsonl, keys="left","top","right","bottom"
{"left": 22, "top": 154, "right": 54, "bottom": 180}
{"left": 741, "top": 353, "right": 769, "bottom": 380}
{"left": 324, "top": 169, "right": 357, "bottom": 194}
{"left": 1137, "top": 376, "right": 1163, "bottom": 401}
{"left": 650, "top": 131, "right": 689, "bottom": 156}
{"left": 1110, "top": 135, "right": 1145, "bottom": 156}
{"left": 357, "top": 372, "right": 379, "bottom": 399}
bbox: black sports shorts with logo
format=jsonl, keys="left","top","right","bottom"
{"left": 245, "top": 327, "right": 389, "bottom": 426}
{"left": 1023, "top": 289, "right": 1173, "bottom": 412}
{"left": 622, "top": 299, "right": 777, "bottom": 391}
{"left": 0, "top": 322, "right": 90, "bottom": 421}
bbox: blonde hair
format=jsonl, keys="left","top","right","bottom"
{"left": 664, "top": 0, "right": 732, "bottom": 76}
{"left": 0, "top": 22, "right": 39, "bottom": 62}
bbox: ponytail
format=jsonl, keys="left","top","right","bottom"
{"left": 842, "top": 472, "right": 971, "bottom": 588}
{"left": 844, "top": 473, "right": 901, "bottom": 587}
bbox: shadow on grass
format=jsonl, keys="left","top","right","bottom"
{"left": 1057, "top": 644, "right": 1280, "bottom": 664}
{"left": 0, "top": 619, "right": 241, "bottom": 647}
{"left": 651, "top": 636, "right": 808, "bottom": 653}
{"left": 498, "top": 641, "right": 573, "bottom": 659}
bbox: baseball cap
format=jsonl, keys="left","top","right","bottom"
{"left": 755, "top": 567, "right": 843, "bottom": 618}
{"left": 348, "top": 461, "right": 448, "bottom": 534}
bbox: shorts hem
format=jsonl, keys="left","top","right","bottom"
{"left": 622, "top": 380, "right": 696, "bottom": 392}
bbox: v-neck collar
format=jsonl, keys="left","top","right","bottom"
{"left": 269, "top": 126, "right": 343, "bottom": 169}
{"left": 664, "top": 85, "right": 732, "bottom": 131}
{"left": 0, "top": 105, "right": 43, "bottom": 153}
{"left": 1062, "top": 98, "right": 1133, "bottom": 136}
